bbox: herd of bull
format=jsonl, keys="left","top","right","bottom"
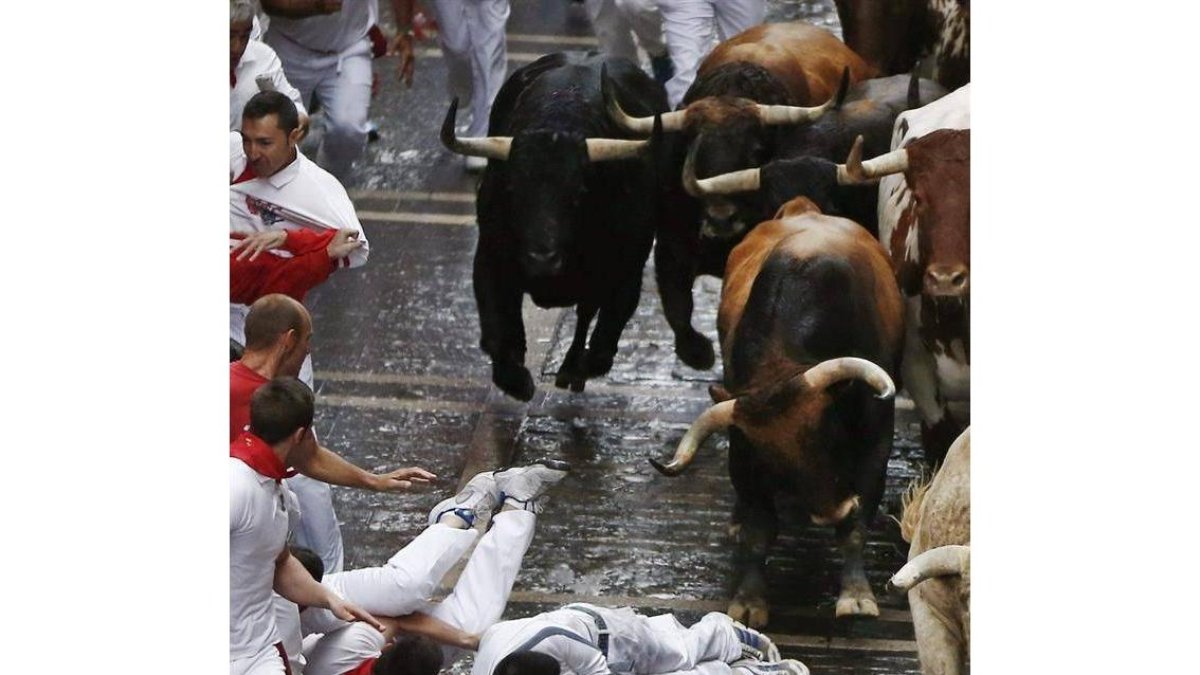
{"left": 436, "top": 14, "right": 970, "bottom": 675}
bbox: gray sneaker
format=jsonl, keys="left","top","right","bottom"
{"left": 731, "top": 659, "right": 809, "bottom": 675}
{"left": 428, "top": 471, "right": 499, "bottom": 527}
{"left": 493, "top": 459, "right": 570, "bottom": 512}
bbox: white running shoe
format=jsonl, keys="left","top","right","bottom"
{"left": 494, "top": 459, "right": 570, "bottom": 513}
{"left": 725, "top": 615, "right": 781, "bottom": 662}
{"left": 465, "top": 156, "right": 488, "bottom": 172}
{"left": 428, "top": 471, "right": 499, "bottom": 527}
{"left": 731, "top": 658, "right": 809, "bottom": 675}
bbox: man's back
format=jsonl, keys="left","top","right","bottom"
{"left": 473, "top": 609, "right": 608, "bottom": 675}
{"left": 229, "top": 456, "right": 290, "bottom": 659}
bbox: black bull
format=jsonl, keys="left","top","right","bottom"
{"left": 450, "top": 53, "right": 669, "bottom": 401}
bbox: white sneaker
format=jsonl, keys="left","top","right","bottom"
{"left": 428, "top": 471, "right": 499, "bottom": 527}
{"left": 465, "top": 156, "right": 488, "bottom": 172}
{"left": 731, "top": 659, "right": 809, "bottom": 675}
{"left": 724, "top": 615, "right": 780, "bottom": 662}
{"left": 494, "top": 459, "right": 570, "bottom": 512}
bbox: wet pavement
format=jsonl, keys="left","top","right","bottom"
{"left": 302, "top": 2, "right": 928, "bottom": 673}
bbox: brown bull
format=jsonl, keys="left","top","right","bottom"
{"left": 651, "top": 196, "right": 904, "bottom": 626}
{"left": 891, "top": 426, "right": 970, "bottom": 675}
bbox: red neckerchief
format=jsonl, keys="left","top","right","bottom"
{"left": 346, "top": 657, "right": 377, "bottom": 675}
{"left": 230, "top": 432, "right": 297, "bottom": 481}
{"left": 232, "top": 162, "right": 257, "bottom": 185}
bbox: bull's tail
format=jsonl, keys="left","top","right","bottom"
{"left": 898, "top": 472, "right": 933, "bottom": 543}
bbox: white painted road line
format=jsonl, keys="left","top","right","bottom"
{"left": 356, "top": 210, "right": 475, "bottom": 225}
{"left": 350, "top": 189, "right": 475, "bottom": 203}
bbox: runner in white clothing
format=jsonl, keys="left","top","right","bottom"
{"left": 297, "top": 460, "right": 572, "bottom": 675}
{"left": 231, "top": 90, "right": 369, "bottom": 387}
{"left": 656, "top": 0, "right": 765, "bottom": 107}
{"left": 232, "top": 0, "right": 309, "bottom": 131}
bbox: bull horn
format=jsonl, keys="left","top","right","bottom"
{"left": 756, "top": 86, "right": 840, "bottom": 127}
{"left": 888, "top": 545, "right": 970, "bottom": 592}
{"left": 837, "top": 135, "right": 908, "bottom": 185}
{"left": 801, "top": 357, "right": 896, "bottom": 399}
{"left": 440, "top": 97, "right": 512, "bottom": 160}
{"left": 585, "top": 138, "right": 651, "bottom": 162}
{"left": 681, "top": 141, "right": 760, "bottom": 197}
{"left": 650, "top": 399, "right": 735, "bottom": 476}
{"left": 602, "top": 65, "right": 686, "bottom": 135}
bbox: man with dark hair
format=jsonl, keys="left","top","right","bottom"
{"left": 472, "top": 604, "right": 811, "bottom": 675}
{"left": 231, "top": 294, "right": 436, "bottom": 576}
{"left": 297, "top": 460, "right": 571, "bottom": 675}
{"left": 231, "top": 90, "right": 369, "bottom": 386}
{"left": 231, "top": 0, "right": 309, "bottom": 132}
{"left": 231, "top": 377, "right": 382, "bottom": 675}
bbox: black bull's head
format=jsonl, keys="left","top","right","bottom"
{"left": 441, "top": 97, "right": 660, "bottom": 278}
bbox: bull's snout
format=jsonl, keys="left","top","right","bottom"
{"left": 524, "top": 249, "right": 563, "bottom": 278}
{"left": 700, "top": 202, "right": 745, "bottom": 240}
{"left": 924, "top": 264, "right": 969, "bottom": 297}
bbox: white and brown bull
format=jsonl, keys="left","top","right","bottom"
{"left": 890, "top": 426, "right": 970, "bottom": 675}
{"left": 650, "top": 196, "right": 904, "bottom": 626}
{"left": 842, "top": 85, "right": 970, "bottom": 467}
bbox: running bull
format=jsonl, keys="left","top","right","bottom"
{"left": 834, "top": 0, "right": 969, "bottom": 90}
{"left": 848, "top": 85, "right": 970, "bottom": 466}
{"left": 442, "top": 52, "right": 668, "bottom": 401}
{"left": 891, "top": 426, "right": 970, "bottom": 675}
{"left": 602, "top": 22, "right": 875, "bottom": 372}
{"left": 651, "top": 196, "right": 903, "bottom": 626}
{"left": 677, "top": 72, "right": 947, "bottom": 238}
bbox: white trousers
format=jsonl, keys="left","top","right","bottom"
{"left": 585, "top": 0, "right": 667, "bottom": 63}
{"left": 287, "top": 473, "right": 344, "bottom": 575}
{"left": 430, "top": 510, "right": 538, "bottom": 663}
{"left": 428, "top": 0, "right": 510, "bottom": 137}
{"left": 587, "top": 608, "right": 743, "bottom": 674}
{"left": 657, "top": 0, "right": 765, "bottom": 107}
{"left": 266, "top": 33, "right": 373, "bottom": 181}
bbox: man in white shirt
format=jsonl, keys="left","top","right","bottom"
{"left": 262, "top": 0, "right": 417, "bottom": 180}
{"left": 583, "top": 0, "right": 674, "bottom": 86}
{"left": 233, "top": 0, "right": 310, "bottom": 132}
{"left": 231, "top": 376, "right": 382, "bottom": 675}
{"left": 474, "top": 606, "right": 808, "bottom": 675}
{"left": 298, "top": 460, "right": 572, "bottom": 675}
{"left": 231, "top": 90, "right": 369, "bottom": 387}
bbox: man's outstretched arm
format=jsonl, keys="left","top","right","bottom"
{"left": 273, "top": 548, "right": 384, "bottom": 632}
{"left": 292, "top": 435, "right": 437, "bottom": 492}
{"left": 379, "top": 612, "right": 480, "bottom": 651}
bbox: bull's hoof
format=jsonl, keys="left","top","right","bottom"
{"left": 676, "top": 331, "right": 715, "bottom": 370}
{"left": 727, "top": 596, "right": 770, "bottom": 629}
{"left": 494, "top": 363, "right": 535, "bottom": 402}
{"left": 920, "top": 415, "right": 963, "bottom": 468}
{"left": 584, "top": 350, "right": 615, "bottom": 377}
{"left": 834, "top": 591, "right": 880, "bottom": 619}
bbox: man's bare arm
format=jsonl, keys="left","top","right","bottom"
{"left": 273, "top": 549, "right": 384, "bottom": 631}
{"left": 379, "top": 612, "right": 480, "bottom": 651}
{"left": 292, "top": 437, "right": 436, "bottom": 492}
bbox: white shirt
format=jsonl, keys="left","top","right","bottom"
{"left": 229, "top": 133, "right": 368, "bottom": 268}
{"left": 473, "top": 610, "right": 609, "bottom": 675}
{"left": 303, "top": 623, "right": 386, "bottom": 675}
{"left": 233, "top": 40, "right": 308, "bottom": 130}
{"left": 267, "top": 0, "right": 377, "bottom": 55}
{"left": 230, "top": 458, "right": 292, "bottom": 660}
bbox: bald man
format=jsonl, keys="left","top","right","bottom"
{"left": 231, "top": 294, "right": 436, "bottom": 574}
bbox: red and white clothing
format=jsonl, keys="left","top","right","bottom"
{"left": 233, "top": 39, "right": 309, "bottom": 130}
{"left": 301, "top": 510, "right": 538, "bottom": 675}
{"left": 228, "top": 362, "right": 345, "bottom": 576}
{"left": 229, "top": 131, "right": 369, "bottom": 386}
{"left": 231, "top": 432, "right": 297, "bottom": 674}
{"left": 230, "top": 228, "right": 338, "bottom": 307}
{"left": 264, "top": 0, "right": 377, "bottom": 180}
{"left": 472, "top": 607, "right": 745, "bottom": 675}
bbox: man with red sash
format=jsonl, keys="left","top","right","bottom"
{"left": 231, "top": 294, "right": 436, "bottom": 576}
{"left": 231, "top": 376, "right": 383, "bottom": 675}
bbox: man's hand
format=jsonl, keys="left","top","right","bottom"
{"left": 327, "top": 229, "right": 364, "bottom": 259}
{"left": 369, "top": 466, "right": 437, "bottom": 492}
{"left": 231, "top": 230, "right": 288, "bottom": 261}
{"left": 388, "top": 32, "right": 415, "bottom": 88}
{"left": 327, "top": 593, "right": 384, "bottom": 632}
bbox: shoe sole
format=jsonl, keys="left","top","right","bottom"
{"left": 494, "top": 458, "right": 571, "bottom": 475}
